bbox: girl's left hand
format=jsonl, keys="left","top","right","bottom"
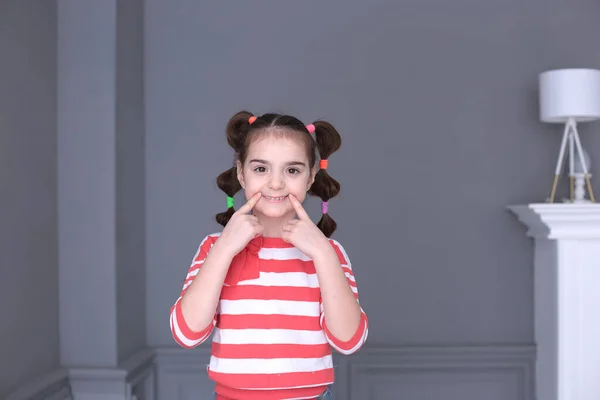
{"left": 282, "top": 194, "right": 331, "bottom": 259}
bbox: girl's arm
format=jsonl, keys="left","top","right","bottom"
{"left": 281, "top": 195, "right": 368, "bottom": 354}
{"left": 313, "top": 241, "right": 369, "bottom": 354}
{"left": 180, "top": 238, "right": 234, "bottom": 328}
{"left": 170, "top": 193, "right": 263, "bottom": 348}
{"left": 170, "top": 236, "right": 234, "bottom": 348}
{"left": 170, "top": 236, "right": 231, "bottom": 348}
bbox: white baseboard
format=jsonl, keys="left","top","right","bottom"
{"left": 154, "top": 344, "right": 536, "bottom": 400}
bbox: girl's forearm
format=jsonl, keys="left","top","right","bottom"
{"left": 179, "top": 240, "right": 233, "bottom": 331}
{"left": 313, "top": 246, "right": 362, "bottom": 341}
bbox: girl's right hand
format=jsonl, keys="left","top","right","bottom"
{"left": 216, "top": 192, "right": 263, "bottom": 257}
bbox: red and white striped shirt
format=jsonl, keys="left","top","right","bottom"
{"left": 170, "top": 233, "right": 368, "bottom": 400}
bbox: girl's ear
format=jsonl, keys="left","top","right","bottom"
{"left": 236, "top": 160, "right": 245, "bottom": 189}
{"left": 307, "top": 165, "right": 317, "bottom": 190}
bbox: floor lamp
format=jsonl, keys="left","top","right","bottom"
{"left": 539, "top": 68, "right": 600, "bottom": 203}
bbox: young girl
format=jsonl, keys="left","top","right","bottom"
{"left": 170, "top": 111, "right": 368, "bottom": 399}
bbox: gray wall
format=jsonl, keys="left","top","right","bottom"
{"left": 145, "top": 1, "right": 600, "bottom": 346}
{"left": 0, "top": 0, "right": 59, "bottom": 397}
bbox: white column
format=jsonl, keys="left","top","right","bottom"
{"left": 57, "top": 1, "right": 122, "bottom": 398}
{"left": 509, "top": 203, "right": 600, "bottom": 400}
{"left": 57, "top": 0, "right": 118, "bottom": 368}
{"left": 57, "top": 1, "right": 154, "bottom": 399}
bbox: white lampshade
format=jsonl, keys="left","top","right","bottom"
{"left": 539, "top": 68, "right": 600, "bottom": 123}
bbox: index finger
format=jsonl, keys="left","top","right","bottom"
{"left": 236, "top": 192, "right": 261, "bottom": 214}
{"left": 288, "top": 194, "right": 310, "bottom": 220}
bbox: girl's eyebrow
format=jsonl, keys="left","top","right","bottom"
{"left": 249, "top": 159, "right": 306, "bottom": 167}
{"left": 287, "top": 161, "right": 306, "bottom": 167}
{"left": 249, "top": 159, "right": 269, "bottom": 164}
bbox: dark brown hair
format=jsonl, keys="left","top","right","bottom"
{"left": 215, "top": 111, "right": 342, "bottom": 237}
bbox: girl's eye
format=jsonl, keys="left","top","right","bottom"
{"left": 288, "top": 168, "right": 300, "bottom": 175}
{"left": 254, "top": 166, "right": 266, "bottom": 173}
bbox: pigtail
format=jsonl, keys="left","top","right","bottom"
{"left": 308, "top": 120, "right": 342, "bottom": 237}
{"left": 215, "top": 111, "right": 254, "bottom": 226}
{"left": 215, "top": 167, "right": 242, "bottom": 226}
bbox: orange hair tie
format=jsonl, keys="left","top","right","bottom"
{"left": 248, "top": 116, "right": 257, "bottom": 124}
{"left": 319, "top": 159, "right": 328, "bottom": 169}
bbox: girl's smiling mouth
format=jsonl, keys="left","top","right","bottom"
{"left": 262, "top": 194, "right": 288, "bottom": 203}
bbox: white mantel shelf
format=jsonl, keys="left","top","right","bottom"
{"left": 508, "top": 203, "right": 600, "bottom": 239}
{"left": 509, "top": 203, "right": 600, "bottom": 400}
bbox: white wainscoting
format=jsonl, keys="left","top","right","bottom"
{"left": 154, "top": 345, "right": 535, "bottom": 400}
{"left": 154, "top": 347, "right": 214, "bottom": 400}
{"left": 4, "top": 348, "right": 156, "bottom": 400}
{"left": 4, "top": 369, "right": 72, "bottom": 400}
{"left": 68, "top": 348, "right": 156, "bottom": 400}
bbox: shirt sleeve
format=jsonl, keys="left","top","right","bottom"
{"left": 170, "top": 234, "right": 219, "bottom": 349}
{"left": 319, "top": 239, "right": 369, "bottom": 355}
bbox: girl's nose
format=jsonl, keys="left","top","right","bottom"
{"left": 268, "top": 173, "right": 284, "bottom": 190}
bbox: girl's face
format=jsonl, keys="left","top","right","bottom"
{"left": 237, "top": 132, "right": 315, "bottom": 220}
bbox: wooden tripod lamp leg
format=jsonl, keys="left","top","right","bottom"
{"left": 585, "top": 174, "right": 596, "bottom": 202}
{"left": 570, "top": 176, "right": 574, "bottom": 202}
{"left": 571, "top": 123, "right": 596, "bottom": 203}
{"left": 549, "top": 174, "right": 560, "bottom": 203}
